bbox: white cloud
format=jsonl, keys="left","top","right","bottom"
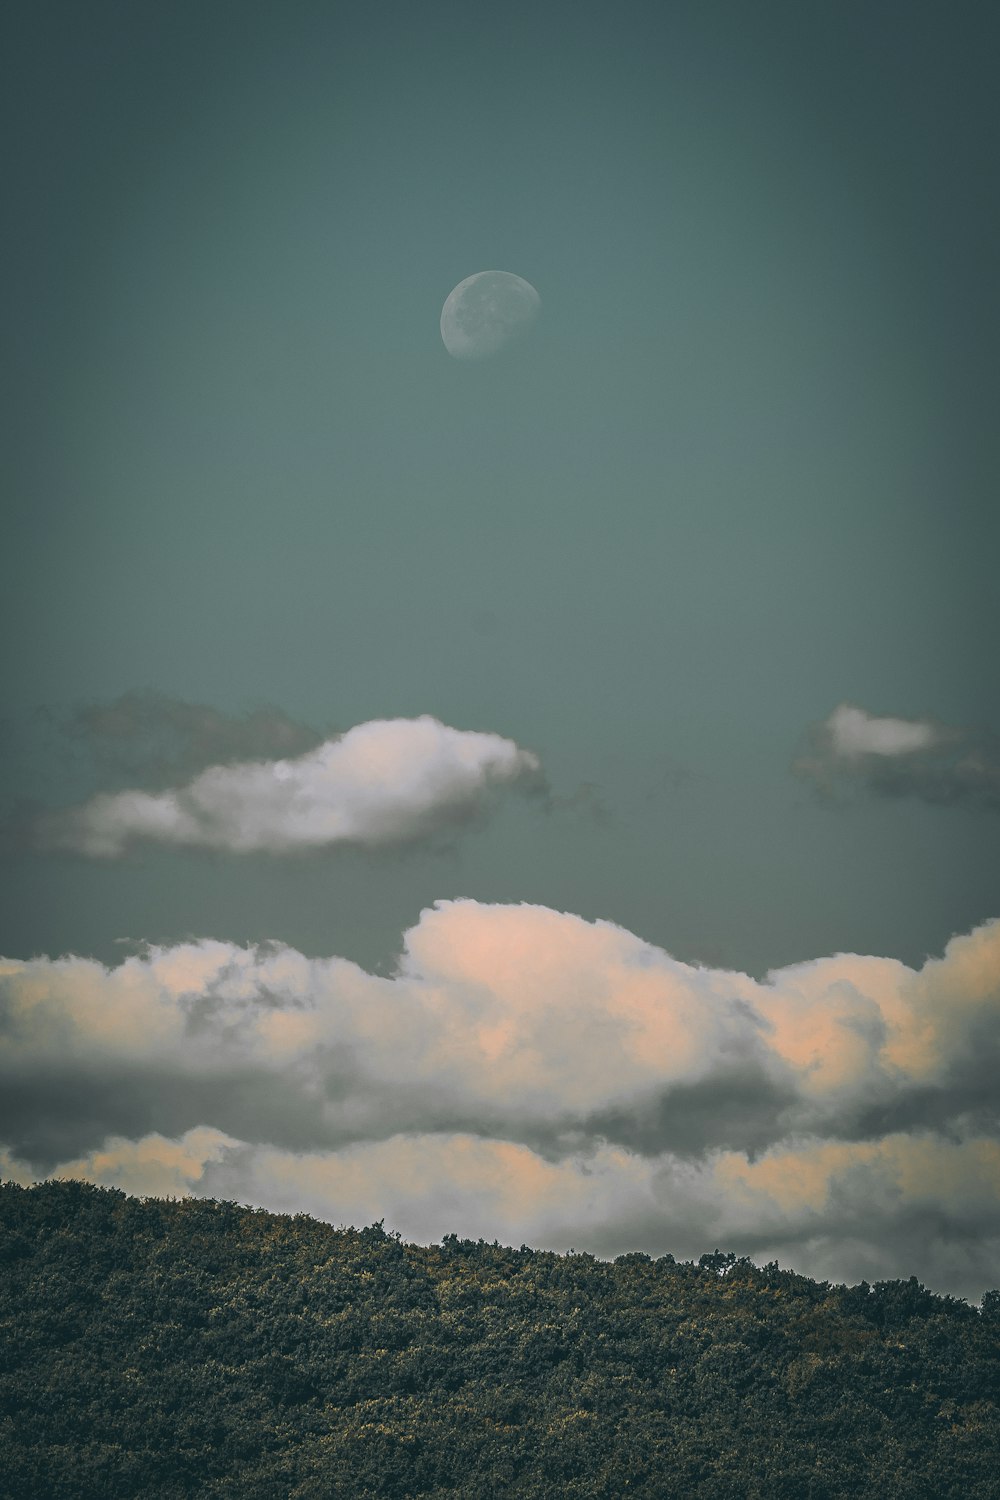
{"left": 793, "top": 702, "right": 1000, "bottom": 810}
{"left": 34, "top": 715, "right": 542, "bottom": 855}
{"left": 826, "top": 703, "right": 938, "bottom": 757}
{"left": 3, "top": 904, "right": 999, "bottom": 1297}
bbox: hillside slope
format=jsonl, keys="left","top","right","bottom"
{"left": 1, "top": 1180, "right": 998, "bottom": 1498}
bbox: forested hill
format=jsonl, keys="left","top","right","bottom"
{"left": 2, "top": 1181, "right": 998, "bottom": 1499}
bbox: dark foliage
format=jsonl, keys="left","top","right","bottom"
{"left": 1, "top": 1180, "right": 998, "bottom": 1498}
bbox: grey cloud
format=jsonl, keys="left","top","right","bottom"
{"left": 527, "top": 1131, "right": 1000, "bottom": 1302}
{"left": 793, "top": 701, "right": 1000, "bottom": 811}
{"left": 577, "top": 1066, "right": 801, "bottom": 1162}
{"left": 715, "top": 1161, "right": 1000, "bottom": 1305}
{"left": 54, "top": 691, "right": 325, "bottom": 788}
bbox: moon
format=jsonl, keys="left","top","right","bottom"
{"left": 440, "top": 271, "right": 541, "bottom": 360}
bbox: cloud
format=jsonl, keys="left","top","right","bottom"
{"left": 8, "top": 1126, "right": 240, "bottom": 1200}
{"left": 793, "top": 701, "right": 1000, "bottom": 810}
{"left": 5, "top": 1125, "right": 997, "bottom": 1304}
{"left": 32, "top": 716, "right": 543, "bottom": 856}
{"left": 2, "top": 902, "right": 999, "bottom": 1296}
{"left": 58, "top": 690, "right": 324, "bottom": 786}
{"left": 1, "top": 906, "right": 998, "bottom": 1161}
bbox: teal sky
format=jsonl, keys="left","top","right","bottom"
{"left": 3, "top": 0, "right": 998, "bottom": 974}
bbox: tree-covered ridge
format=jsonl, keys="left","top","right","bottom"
{"left": 1, "top": 1181, "right": 998, "bottom": 1499}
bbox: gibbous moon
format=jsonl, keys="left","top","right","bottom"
{"left": 440, "top": 270, "right": 541, "bottom": 360}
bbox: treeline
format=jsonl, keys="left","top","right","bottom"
{"left": 1, "top": 1180, "right": 998, "bottom": 1498}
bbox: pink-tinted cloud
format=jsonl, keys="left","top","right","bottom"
{"left": 3, "top": 904, "right": 999, "bottom": 1296}
{"left": 6, "top": 1124, "right": 997, "bottom": 1302}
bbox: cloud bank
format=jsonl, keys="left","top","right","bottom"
{"left": 2, "top": 902, "right": 998, "bottom": 1299}
{"left": 794, "top": 702, "right": 1000, "bottom": 811}
{"left": 33, "top": 716, "right": 543, "bottom": 855}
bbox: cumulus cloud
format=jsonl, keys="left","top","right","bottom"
{"left": 793, "top": 701, "right": 1000, "bottom": 810}
{"left": 2, "top": 902, "right": 999, "bottom": 1297}
{"left": 32, "top": 716, "right": 543, "bottom": 856}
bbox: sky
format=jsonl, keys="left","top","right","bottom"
{"left": 1, "top": 0, "right": 998, "bottom": 1300}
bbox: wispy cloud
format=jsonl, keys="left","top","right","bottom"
{"left": 3, "top": 904, "right": 998, "bottom": 1297}
{"left": 793, "top": 702, "right": 1000, "bottom": 811}
{"left": 57, "top": 690, "right": 324, "bottom": 785}
{"left": 1, "top": 693, "right": 327, "bottom": 849}
{"left": 31, "top": 716, "right": 543, "bottom": 856}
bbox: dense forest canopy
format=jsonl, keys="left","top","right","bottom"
{"left": 2, "top": 1179, "right": 998, "bottom": 1498}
